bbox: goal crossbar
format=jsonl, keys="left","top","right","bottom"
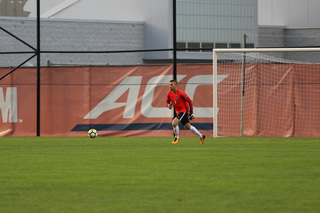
{"left": 213, "top": 47, "right": 320, "bottom": 54}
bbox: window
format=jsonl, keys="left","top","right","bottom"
{"left": 201, "top": 43, "right": 213, "bottom": 52}
{"left": 215, "top": 43, "right": 227, "bottom": 48}
{"left": 245, "top": 43, "right": 255, "bottom": 48}
{"left": 177, "top": 42, "right": 186, "bottom": 51}
{"left": 229, "top": 43, "right": 241, "bottom": 48}
{"left": 188, "top": 42, "right": 200, "bottom": 52}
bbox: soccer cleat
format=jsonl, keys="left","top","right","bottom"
{"left": 200, "top": 135, "right": 206, "bottom": 144}
{"left": 172, "top": 138, "right": 180, "bottom": 144}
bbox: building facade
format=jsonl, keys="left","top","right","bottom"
{"left": 0, "top": 17, "right": 144, "bottom": 67}
{"left": 1, "top": 0, "right": 320, "bottom": 67}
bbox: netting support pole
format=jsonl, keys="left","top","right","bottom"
{"left": 172, "top": 0, "right": 177, "bottom": 122}
{"left": 36, "top": 0, "right": 41, "bottom": 136}
{"left": 172, "top": 0, "right": 177, "bottom": 81}
{"left": 213, "top": 51, "right": 218, "bottom": 137}
{"left": 240, "top": 34, "right": 247, "bottom": 136}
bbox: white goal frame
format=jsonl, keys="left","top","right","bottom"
{"left": 212, "top": 47, "right": 320, "bottom": 137}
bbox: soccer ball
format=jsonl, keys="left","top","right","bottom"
{"left": 88, "top": 129, "right": 98, "bottom": 138}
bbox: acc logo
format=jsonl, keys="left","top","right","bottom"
{"left": 0, "top": 87, "right": 18, "bottom": 123}
{"left": 84, "top": 74, "right": 228, "bottom": 119}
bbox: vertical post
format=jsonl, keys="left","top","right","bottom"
{"left": 240, "top": 34, "right": 247, "bottom": 136}
{"left": 213, "top": 51, "right": 218, "bottom": 138}
{"left": 36, "top": 0, "right": 40, "bottom": 136}
{"left": 172, "top": 0, "right": 177, "bottom": 80}
{"left": 172, "top": 0, "right": 177, "bottom": 121}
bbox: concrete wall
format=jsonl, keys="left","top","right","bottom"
{"left": 23, "top": 0, "right": 259, "bottom": 60}
{"left": 0, "top": 0, "right": 30, "bottom": 17}
{"left": 0, "top": 17, "right": 144, "bottom": 67}
{"left": 285, "top": 28, "right": 320, "bottom": 47}
{"left": 177, "top": 0, "right": 258, "bottom": 44}
{"left": 258, "top": 27, "right": 285, "bottom": 47}
{"left": 258, "top": 0, "right": 320, "bottom": 28}
{"left": 24, "top": 0, "right": 172, "bottom": 60}
{"left": 258, "top": 26, "right": 320, "bottom": 48}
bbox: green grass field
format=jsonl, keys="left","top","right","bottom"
{"left": 0, "top": 136, "right": 319, "bottom": 213}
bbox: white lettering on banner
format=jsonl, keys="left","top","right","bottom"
{"left": 185, "top": 75, "right": 228, "bottom": 117}
{"left": 83, "top": 76, "right": 142, "bottom": 119}
{"left": 141, "top": 75, "right": 186, "bottom": 118}
{"left": 0, "top": 87, "right": 18, "bottom": 123}
{"left": 84, "top": 74, "right": 228, "bottom": 119}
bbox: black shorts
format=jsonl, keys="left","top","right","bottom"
{"left": 176, "top": 112, "right": 190, "bottom": 126}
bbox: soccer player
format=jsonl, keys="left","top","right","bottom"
{"left": 166, "top": 79, "right": 206, "bottom": 144}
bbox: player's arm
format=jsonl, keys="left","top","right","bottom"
{"left": 182, "top": 93, "right": 195, "bottom": 120}
{"left": 166, "top": 93, "right": 173, "bottom": 109}
{"left": 182, "top": 93, "right": 193, "bottom": 113}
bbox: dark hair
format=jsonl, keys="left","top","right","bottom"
{"left": 170, "top": 79, "right": 177, "bottom": 84}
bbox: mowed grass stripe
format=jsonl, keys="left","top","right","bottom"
{"left": 0, "top": 137, "right": 319, "bottom": 213}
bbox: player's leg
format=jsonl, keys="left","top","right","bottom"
{"left": 183, "top": 122, "right": 206, "bottom": 144}
{"left": 184, "top": 122, "right": 201, "bottom": 136}
{"left": 172, "top": 117, "right": 180, "bottom": 144}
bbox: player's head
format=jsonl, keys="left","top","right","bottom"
{"left": 169, "top": 79, "right": 177, "bottom": 92}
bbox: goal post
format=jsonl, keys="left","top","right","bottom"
{"left": 213, "top": 48, "right": 320, "bottom": 137}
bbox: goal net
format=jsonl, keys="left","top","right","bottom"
{"left": 213, "top": 48, "right": 320, "bottom": 137}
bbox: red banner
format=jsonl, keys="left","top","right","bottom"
{"left": 0, "top": 64, "right": 319, "bottom": 137}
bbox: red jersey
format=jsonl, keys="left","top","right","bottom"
{"left": 166, "top": 89, "right": 193, "bottom": 114}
